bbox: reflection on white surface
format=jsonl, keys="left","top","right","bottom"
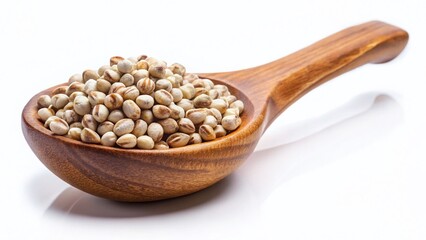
{"left": 26, "top": 93, "right": 404, "bottom": 239}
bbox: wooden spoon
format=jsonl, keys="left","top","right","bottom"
{"left": 22, "top": 21, "right": 408, "bottom": 202}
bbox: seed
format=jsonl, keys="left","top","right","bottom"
{"left": 165, "top": 68, "right": 173, "bottom": 77}
{"left": 168, "top": 63, "right": 186, "bottom": 76}
{"left": 69, "top": 122, "right": 83, "bottom": 129}
{"left": 224, "top": 108, "right": 239, "bottom": 117}
{"left": 81, "top": 114, "right": 98, "bottom": 131}
{"left": 193, "top": 94, "right": 212, "bottom": 108}
{"left": 131, "top": 119, "right": 147, "bottom": 137}
{"left": 82, "top": 69, "right": 99, "bottom": 83}
{"left": 109, "top": 82, "right": 126, "bottom": 95}
{"left": 83, "top": 79, "right": 97, "bottom": 95}
{"left": 177, "top": 99, "right": 194, "bottom": 112}
{"left": 180, "top": 84, "right": 195, "bottom": 99}
{"left": 96, "top": 79, "right": 111, "bottom": 93}
{"left": 137, "top": 135, "right": 155, "bottom": 149}
{"left": 166, "top": 133, "right": 190, "bottom": 148}
{"left": 120, "top": 73, "right": 135, "bottom": 86}
{"left": 101, "top": 131, "right": 117, "bottom": 147}
{"left": 52, "top": 86, "right": 67, "bottom": 95}
{"left": 208, "top": 108, "right": 222, "bottom": 122}
{"left": 113, "top": 118, "right": 135, "bottom": 136}
{"left": 170, "top": 88, "right": 183, "bottom": 102}
{"left": 154, "top": 89, "right": 173, "bottom": 106}
{"left": 152, "top": 105, "right": 171, "bottom": 119}
{"left": 186, "top": 108, "right": 207, "bottom": 125}
{"left": 97, "top": 121, "right": 114, "bottom": 136}
{"left": 67, "top": 127, "right": 82, "bottom": 140}
{"left": 51, "top": 94, "right": 69, "bottom": 109}
{"left": 110, "top": 56, "right": 124, "bottom": 66}
{"left": 147, "top": 122, "right": 163, "bottom": 142}
{"left": 66, "top": 82, "right": 85, "bottom": 96}
{"left": 122, "top": 86, "right": 140, "bottom": 101}
{"left": 192, "top": 79, "right": 205, "bottom": 88}
{"left": 169, "top": 104, "right": 185, "bottom": 119}
{"left": 49, "top": 118, "right": 69, "bottom": 135}
{"left": 135, "top": 95, "right": 154, "bottom": 109}
{"left": 208, "top": 89, "right": 219, "bottom": 99}
{"left": 214, "top": 84, "right": 229, "bottom": 96}
{"left": 210, "top": 98, "right": 228, "bottom": 114}
{"left": 214, "top": 125, "right": 227, "bottom": 138}
{"left": 103, "top": 69, "right": 121, "bottom": 83}
{"left": 158, "top": 118, "right": 179, "bottom": 134}
{"left": 87, "top": 91, "right": 106, "bottom": 106}
{"left": 203, "top": 79, "right": 214, "bottom": 89}
{"left": 81, "top": 128, "right": 101, "bottom": 143}
{"left": 55, "top": 109, "right": 65, "bottom": 119}
{"left": 148, "top": 62, "right": 167, "bottom": 78}
{"left": 98, "top": 65, "right": 111, "bottom": 76}
{"left": 194, "top": 87, "right": 208, "bottom": 97}
{"left": 122, "top": 100, "right": 141, "bottom": 120}
{"left": 155, "top": 79, "right": 172, "bottom": 92}
{"left": 108, "top": 109, "right": 124, "bottom": 123}
{"left": 178, "top": 118, "right": 195, "bottom": 134}
{"left": 221, "top": 115, "right": 242, "bottom": 131}
{"left": 223, "top": 95, "right": 237, "bottom": 105}
{"left": 141, "top": 110, "right": 154, "bottom": 124}
{"left": 69, "top": 91, "right": 86, "bottom": 102}
{"left": 68, "top": 73, "right": 83, "bottom": 84}
{"left": 166, "top": 76, "right": 179, "bottom": 88}
{"left": 37, "top": 95, "right": 51, "bottom": 108}
{"left": 92, "top": 104, "right": 109, "bottom": 123}
{"left": 44, "top": 116, "right": 60, "bottom": 128}
{"left": 73, "top": 95, "right": 91, "bottom": 115}
{"left": 188, "top": 133, "right": 202, "bottom": 144}
{"left": 117, "top": 59, "right": 134, "bottom": 74}
{"left": 154, "top": 141, "right": 169, "bottom": 150}
{"left": 199, "top": 124, "right": 216, "bottom": 141}
{"left": 64, "top": 110, "right": 79, "bottom": 124}
{"left": 104, "top": 93, "right": 123, "bottom": 110}
{"left": 136, "top": 77, "right": 155, "bottom": 94}
{"left": 133, "top": 69, "right": 149, "bottom": 81}
{"left": 136, "top": 60, "right": 149, "bottom": 70}
{"left": 184, "top": 73, "right": 199, "bottom": 82}
{"left": 203, "top": 115, "right": 218, "bottom": 128}
{"left": 230, "top": 100, "right": 244, "bottom": 114}
{"left": 38, "top": 108, "right": 55, "bottom": 122}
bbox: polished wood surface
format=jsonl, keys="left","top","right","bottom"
{"left": 22, "top": 21, "right": 408, "bottom": 202}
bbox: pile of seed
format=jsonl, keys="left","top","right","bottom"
{"left": 36, "top": 55, "right": 243, "bottom": 149}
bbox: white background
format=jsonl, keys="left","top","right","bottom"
{"left": 1, "top": 0, "right": 425, "bottom": 239}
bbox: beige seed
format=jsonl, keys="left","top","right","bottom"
{"left": 81, "top": 128, "right": 101, "bottom": 144}
{"left": 166, "top": 76, "right": 179, "bottom": 88}
{"left": 223, "top": 95, "right": 237, "bottom": 105}
{"left": 88, "top": 91, "right": 106, "bottom": 106}
{"left": 192, "top": 79, "right": 205, "bottom": 88}
{"left": 67, "top": 127, "right": 82, "bottom": 140}
{"left": 122, "top": 86, "right": 140, "bottom": 101}
{"left": 109, "top": 82, "right": 126, "bottom": 95}
{"left": 180, "top": 84, "right": 195, "bottom": 99}
{"left": 214, "top": 84, "right": 229, "bottom": 96}
{"left": 52, "top": 86, "right": 67, "bottom": 95}
{"left": 117, "top": 59, "right": 134, "bottom": 74}
{"left": 110, "top": 56, "right": 124, "bottom": 66}
{"left": 92, "top": 104, "right": 109, "bottom": 122}
{"left": 155, "top": 79, "right": 172, "bottom": 92}
{"left": 68, "top": 73, "right": 83, "bottom": 84}
{"left": 210, "top": 98, "right": 228, "bottom": 114}
{"left": 137, "top": 54, "right": 148, "bottom": 61}
{"left": 101, "top": 131, "right": 117, "bottom": 147}
{"left": 136, "top": 77, "right": 155, "bottom": 94}
{"left": 186, "top": 108, "right": 207, "bottom": 125}
{"left": 199, "top": 124, "right": 216, "bottom": 141}
{"left": 230, "top": 100, "right": 244, "bottom": 114}
{"left": 154, "top": 89, "right": 173, "bottom": 106}
{"left": 148, "top": 62, "right": 166, "bottom": 78}
{"left": 137, "top": 135, "right": 155, "bottom": 149}
{"left": 55, "top": 109, "right": 65, "bottom": 119}
{"left": 69, "top": 91, "right": 86, "bottom": 102}
{"left": 169, "top": 104, "right": 185, "bottom": 119}
{"left": 136, "top": 60, "right": 149, "bottom": 70}
{"left": 96, "top": 79, "right": 111, "bottom": 93}
{"left": 113, "top": 118, "right": 135, "bottom": 137}
{"left": 81, "top": 114, "right": 98, "bottom": 131}
{"left": 37, "top": 95, "right": 51, "bottom": 108}
{"left": 165, "top": 68, "right": 173, "bottom": 78}
{"left": 98, "top": 65, "right": 111, "bottom": 76}
{"left": 158, "top": 118, "right": 179, "bottom": 134}
{"left": 168, "top": 63, "right": 186, "bottom": 76}
{"left": 97, "top": 121, "right": 114, "bottom": 136}
{"left": 133, "top": 69, "right": 149, "bottom": 81}
{"left": 122, "top": 100, "right": 141, "bottom": 120}
{"left": 193, "top": 94, "right": 212, "bottom": 108}
{"left": 104, "top": 93, "right": 123, "bottom": 110}
{"left": 51, "top": 94, "right": 69, "bottom": 109}
{"left": 154, "top": 141, "right": 169, "bottom": 150}
{"left": 188, "top": 133, "right": 202, "bottom": 144}
{"left": 135, "top": 95, "right": 154, "bottom": 109}
{"left": 177, "top": 99, "right": 194, "bottom": 112}
{"left": 103, "top": 69, "right": 121, "bottom": 83}
{"left": 49, "top": 118, "right": 69, "bottom": 135}
{"left": 38, "top": 108, "right": 55, "bottom": 122}
{"left": 108, "top": 109, "right": 125, "bottom": 123}
{"left": 214, "top": 125, "right": 227, "bottom": 138}
{"left": 208, "top": 89, "right": 219, "bottom": 99}
{"left": 66, "top": 82, "right": 85, "bottom": 96}
{"left": 184, "top": 73, "right": 198, "bottom": 82}
{"left": 73, "top": 95, "right": 91, "bottom": 115}
{"left": 132, "top": 119, "right": 148, "bottom": 137}
{"left": 178, "top": 118, "right": 195, "bottom": 134}
{"left": 44, "top": 116, "right": 60, "bottom": 128}
{"left": 203, "top": 79, "right": 215, "bottom": 89}
{"left": 152, "top": 105, "right": 171, "bottom": 119}
{"left": 82, "top": 69, "right": 100, "bottom": 83}
{"left": 208, "top": 108, "right": 222, "bottom": 122}
{"left": 170, "top": 88, "right": 183, "bottom": 102}
{"left": 194, "top": 87, "right": 208, "bottom": 97}
{"left": 64, "top": 110, "right": 79, "bottom": 124}
{"left": 173, "top": 74, "right": 183, "bottom": 84}
{"left": 203, "top": 115, "right": 218, "bottom": 128}
{"left": 63, "top": 102, "right": 74, "bottom": 111}
{"left": 141, "top": 110, "right": 154, "bottom": 124}
{"left": 224, "top": 108, "right": 239, "bottom": 117}
{"left": 145, "top": 57, "right": 161, "bottom": 66}
{"left": 147, "top": 122, "right": 164, "bottom": 142}
{"left": 166, "top": 133, "right": 190, "bottom": 148}
{"left": 120, "top": 73, "right": 135, "bottom": 86}
{"left": 221, "top": 115, "right": 242, "bottom": 131}
{"left": 69, "top": 122, "right": 84, "bottom": 129}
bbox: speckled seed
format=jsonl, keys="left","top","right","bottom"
{"left": 68, "top": 73, "right": 83, "bottom": 84}
{"left": 117, "top": 59, "right": 134, "bottom": 74}
{"left": 88, "top": 91, "right": 106, "bottom": 106}
{"left": 49, "top": 118, "right": 69, "bottom": 135}
{"left": 96, "top": 79, "right": 112, "bottom": 94}
{"left": 155, "top": 79, "right": 172, "bottom": 92}
{"left": 44, "top": 116, "right": 60, "bottom": 128}
{"left": 208, "top": 89, "right": 219, "bottom": 99}
{"left": 64, "top": 110, "right": 79, "bottom": 124}
{"left": 192, "top": 79, "right": 205, "bottom": 88}
{"left": 82, "top": 70, "right": 99, "bottom": 83}
{"left": 119, "top": 73, "right": 134, "bottom": 86}
{"left": 169, "top": 104, "right": 185, "bottom": 119}
{"left": 81, "top": 114, "right": 98, "bottom": 131}
{"left": 101, "top": 131, "right": 117, "bottom": 147}
{"left": 113, "top": 118, "right": 135, "bottom": 136}
{"left": 199, "top": 124, "right": 216, "bottom": 141}
{"left": 136, "top": 60, "right": 149, "bottom": 70}
{"left": 37, "top": 95, "right": 51, "bottom": 108}
{"left": 223, "top": 95, "right": 237, "bottom": 105}
{"left": 148, "top": 62, "right": 167, "bottom": 78}
{"left": 178, "top": 118, "right": 195, "bottom": 134}
{"left": 203, "top": 115, "right": 218, "bottom": 128}
{"left": 69, "top": 91, "right": 86, "bottom": 102}
{"left": 166, "top": 133, "right": 190, "bottom": 148}
{"left": 137, "top": 135, "right": 155, "bottom": 149}
{"left": 38, "top": 108, "right": 55, "bottom": 122}
{"left": 97, "top": 121, "right": 114, "bottom": 136}
{"left": 66, "top": 82, "right": 85, "bottom": 96}
{"left": 52, "top": 86, "right": 67, "bottom": 95}
{"left": 173, "top": 74, "right": 183, "bottom": 84}
{"left": 180, "top": 84, "right": 195, "bottom": 99}
{"left": 69, "top": 122, "right": 83, "bottom": 129}
{"left": 67, "top": 127, "right": 82, "bottom": 140}
{"left": 194, "top": 88, "right": 208, "bottom": 97}
{"left": 122, "top": 86, "right": 139, "bottom": 101}
{"left": 136, "top": 77, "right": 155, "bottom": 94}
{"left": 104, "top": 93, "right": 123, "bottom": 110}
{"left": 81, "top": 128, "right": 101, "bottom": 143}
{"left": 152, "top": 105, "right": 171, "bottom": 119}
{"left": 135, "top": 95, "right": 154, "bottom": 109}
{"left": 103, "top": 69, "right": 121, "bottom": 83}
{"left": 73, "top": 96, "right": 91, "bottom": 115}
{"left": 154, "top": 89, "right": 173, "bottom": 106}
{"left": 158, "top": 118, "right": 179, "bottom": 134}
{"left": 55, "top": 109, "right": 65, "bottom": 119}
{"left": 186, "top": 108, "right": 207, "bottom": 125}
{"left": 109, "top": 82, "right": 126, "bottom": 95}
{"left": 230, "top": 100, "right": 244, "bottom": 114}
{"left": 170, "top": 88, "right": 183, "bottom": 103}
{"left": 141, "top": 110, "right": 154, "bottom": 124}
{"left": 193, "top": 94, "right": 212, "bottom": 108}
{"left": 224, "top": 108, "right": 239, "bottom": 117}
{"left": 208, "top": 108, "right": 222, "bottom": 122}
{"left": 133, "top": 69, "right": 149, "bottom": 81}
{"left": 51, "top": 94, "right": 69, "bottom": 109}
{"left": 166, "top": 76, "right": 179, "bottom": 88}
{"left": 107, "top": 110, "right": 124, "bottom": 123}
{"left": 147, "top": 122, "right": 164, "bottom": 142}
{"left": 110, "top": 56, "right": 124, "bottom": 66}
{"left": 177, "top": 99, "right": 194, "bottom": 112}
{"left": 188, "top": 133, "right": 202, "bottom": 144}
{"left": 210, "top": 99, "right": 228, "bottom": 114}
{"left": 122, "top": 100, "right": 141, "bottom": 120}
{"left": 168, "top": 63, "right": 186, "bottom": 76}
{"left": 92, "top": 104, "right": 109, "bottom": 122}
{"left": 221, "top": 115, "right": 242, "bottom": 131}
{"left": 131, "top": 119, "right": 148, "bottom": 137}
{"left": 98, "top": 65, "right": 111, "bottom": 76}
{"left": 214, "top": 125, "right": 227, "bottom": 138}
{"left": 184, "top": 73, "right": 198, "bottom": 82}
{"left": 214, "top": 84, "right": 229, "bottom": 96}
{"left": 154, "top": 141, "right": 169, "bottom": 149}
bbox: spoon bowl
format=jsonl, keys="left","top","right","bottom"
{"left": 22, "top": 21, "right": 408, "bottom": 201}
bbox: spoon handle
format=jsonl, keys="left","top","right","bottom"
{"left": 203, "top": 21, "right": 408, "bottom": 126}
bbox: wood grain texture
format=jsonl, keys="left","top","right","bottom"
{"left": 22, "top": 21, "right": 408, "bottom": 202}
